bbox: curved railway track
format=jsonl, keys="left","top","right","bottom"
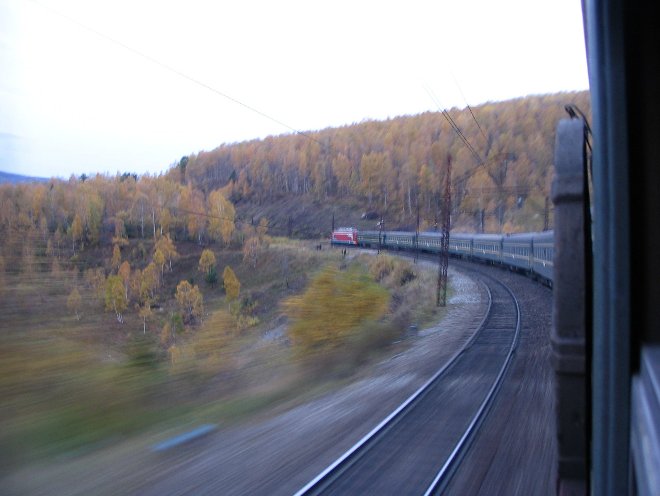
{"left": 294, "top": 271, "right": 522, "bottom": 495}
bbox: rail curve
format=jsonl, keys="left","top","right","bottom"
{"left": 294, "top": 269, "right": 521, "bottom": 495}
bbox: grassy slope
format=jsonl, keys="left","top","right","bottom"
{"left": 0, "top": 236, "right": 446, "bottom": 469}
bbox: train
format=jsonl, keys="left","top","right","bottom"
{"left": 331, "top": 228, "right": 554, "bottom": 286}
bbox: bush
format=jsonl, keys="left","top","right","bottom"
{"left": 368, "top": 256, "right": 395, "bottom": 282}
{"left": 284, "top": 266, "right": 389, "bottom": 357}
{"left": 391, "top": 264, "right": 416, "bottom": 287}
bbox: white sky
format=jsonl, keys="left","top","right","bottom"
{"left": 0, "top": 0, "right": 589, "bottom": 178}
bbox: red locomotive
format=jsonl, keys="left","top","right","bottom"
{"left": 331, "top": 227, "right": 358, "bottom": 245}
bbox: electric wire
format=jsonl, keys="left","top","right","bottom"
{"left": 424, "top": 86, "right": 484, "bottom": 166}
{"left": 28, "top": 1, "right": 535, "bottom": 228}
{"left": 451, "top": 75, "right": 489, "bottom": 148}
{"left": 28, "top": 0, "right": 327, "bottom": 150}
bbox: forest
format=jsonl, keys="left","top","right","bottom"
{"left": 178, "top": 90, "right": 590, "bottom": 235}
{"left": 0, "top": 90, "right": 590, "bottom": 268}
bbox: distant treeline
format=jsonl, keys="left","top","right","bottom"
{"left": 0, "top": 90, "right": 590, "bottom": 267}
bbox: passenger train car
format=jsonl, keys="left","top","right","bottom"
{"left": 331, "top": 228, "right": 554, "bottom": 286}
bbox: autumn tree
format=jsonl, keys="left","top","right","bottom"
{"left": 242, "top": 236, "right": 260, "bottom": 268}
{"left": 197, "top": 249, "right": 215, "bottom": 275}
{"left": 118, "top": 261, "right": 131, "bottom": 300}
{"left": 105, "top": 274, "right": 127, "bottom": 323}
{"left": 192, "top": 309, "right": 235, "bottom": 374}
{"left": 175, "top": 280, "right": 204, "bottom": 324}
{"left": 137, "top": 301, "right": 153, "bottom": 334}
{"left": 207, "top": 189, "right": 235, "bottom": 245}
{"left": 69, "top": 214, "right": 83, "bottom": 254}
{"left": 140, "top": 262, "right": 159, "bottom": 302}
{"left": 178, "top": 155, "right": 189, "bottom": 184}
{"left": 223, "top": 266, "right": 240, "bottom": 310}
{"left": 332, "top": 153, "right": 356, "bottom": 195}
{"left": 256, "top": 217, "right": 269, "bottom": 242}
{"left": 112, "top": 217, "right": 128, "bottom": 247}
{"left": 159, "top": 208, "right": 173, "bottom": 237}
{"left": 155, "top": 234, "right": 178, "bottom": 271}
{"left": 111, "top": 244, "right": 122, "bottom": 272}
{"left": 418, "top": 163, "right": 434, "bottom": 213}
{"left": 358, "top": 152, "right": 392, "bottom": 208}
{"left": 180, "top": 184, "right": 206, "bottom": 243}
{"left": 360, "top": 152, "right": 382, "bottom": 206}
{"left": 67, "top": 287, "right": 82, "bottom": 320}
{"left": 284, "top": 266, "right": 389, "bottom": 354}
{"left": 154, "top": 248, "right": 166, "bottom": 280}
{"left": 84, "top": 267, "right": 106, "bottom": 303}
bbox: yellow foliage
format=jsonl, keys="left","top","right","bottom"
{"left": 66, "top": 287, "right": 82, "bottom": 320}
{"left": 242, "top": 236, "right": 260, "bottom": 268}
{"left": 140, "top": 262, "right": 159, "bottom": 302}
{"left": 155, "top": 234, "right": 178, "bottom": 270}
{"left": 283, "top": 266, "right": 389, "bottom": 354}
{"left": 207, "top": 190, "right": 236, "bottom": 245}
{"left": 368, "top": 256, "right": 396, "bottom": 282}
{"left": 223, "top": 266, "right": 240, "bottom": 303}
{"left": 154, "top": 248, "right": 165, "bottom": 275}
{"left": 111, "top": 244, "right": 121, "bottom": 271}
{"left": 175, "top": 280, "right": 204, "bottom": 324}
{"left": 70, "top": 214, "right": 83, "bottom": 252}
{"left": 191, "top": 309, "right": 235, "bottom": 374}
{"left": 84, "top": 267, "right": 106, "bottom": 301}
{"left": 367, "top": 255, "right": 417, "bottom": 289}
{"left": 198, "top": 249, "right": 216, "bottom": 275}
{"left": 118, "top": 261, "right": 131, "bottom": 298}
{"left": 104, "top": 274, "right": 127, "bottom": 322}
{"left": 236, "top": 313, "right": 260, "bottom": 331}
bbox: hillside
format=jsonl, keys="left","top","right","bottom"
{"left": 175, "top": 91, "right": 590, "bottom": 235}
{"left": 0, "top": 170, "right": 49, "bottom": 184}
{"left": 0, "top": 90, "right": 588, "bottom": 468}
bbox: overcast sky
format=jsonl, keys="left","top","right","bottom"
{"left": 0, "top": 0, "right": 588, "bottom": 178}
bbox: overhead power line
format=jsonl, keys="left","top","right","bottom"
{"left": 28, "top": 0, "right": 327, "bottom": 149}
{"left": 451, "top": 74, "right": 489, "bottom": 148}
{"left": 424, "top": 86, "right": 484, "bottom": 166}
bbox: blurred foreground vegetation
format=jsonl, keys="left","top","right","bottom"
{"left": 0, "top": 239, "right": 445, "bottom": 472}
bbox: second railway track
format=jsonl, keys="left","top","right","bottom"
{"left": 295, "top": 270, "right": 521, "bottom": 495}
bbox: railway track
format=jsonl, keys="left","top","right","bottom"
{"left": 294, "top": 271, "right": 521, "bottom": 495}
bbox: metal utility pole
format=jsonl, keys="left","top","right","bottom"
{"left": 414, "top": 203, "right": 420, "bottom": 263}
{"left": 437, "top": 154, "right": 452, "bottom": 307}
{"left": 377, "top": 216, "right": 384, "bottom": 254}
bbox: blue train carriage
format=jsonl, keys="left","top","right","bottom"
{"left": 471, "top": 234, "right": 504, "bottom": 264}
{"left": 417, "top": 231, "right": 443, "bottom": 253}
{"left": 448, "top": 233, "right": 474, "bottom": 258}
{"left": 357, "top": 230, "right": 381, "bottom": 249}
{"left": 502, "top": 232, "right": 535, "bottom": 272}
{"left": 383, "top": 231, "right": 415, "bottom": 250}
{"left": 531, "top": 230, "right": 554, "bottom": 285}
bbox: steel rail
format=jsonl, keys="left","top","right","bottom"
{"left": 293, "top": 278, "right": 495, "bottom": 496}
{"left": 423, "top": 273, "right": 522, "bottom": 495}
